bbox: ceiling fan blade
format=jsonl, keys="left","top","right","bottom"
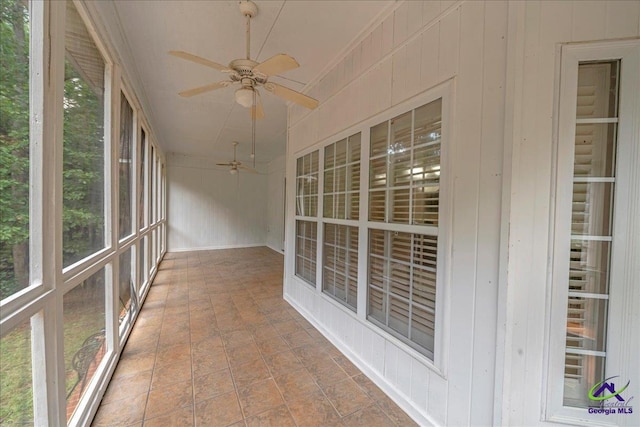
{"left": 238, "top": 164, "right": 259, "bottom": 174}
{"left": 264, "top": 82, "right": 319, "bottom": 110}
{"left": 250, "top": 90, "right": 265, "bottom": 120}
{"left": 216, "top": 162, "right": 232, "bottom": 166}
{"left": 179, "top": 81, "right": 231, "bottom": 98}
{"left": 169, "top": 50, "right": 229, "bottom": 72}
{"left": 253, "top": 53, "right": 299, "bottom": 77}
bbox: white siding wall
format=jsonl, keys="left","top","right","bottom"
{"left": 502, "top": 2, "right": 640, "bottom": 426}
{"left": 284, "top": 1, "right": 509, "bottom": 425}
{"left": 266, "top": 155, "right": 286, "bottom": 253}
{"left": 167, "top": 153, "right": 267, "bottom": 251}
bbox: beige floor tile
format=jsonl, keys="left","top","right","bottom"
{"left": 237, "top": 378, "right": 285, "bottom": 417}
{"left": 194, "top": 391, "right": 243, "bottom": 427}
{"left": 92, "top": 392, "right": 147, "bottom": 426}
{"left": 143, "top": 405, "right": 193, "bottom": 427}
{"left": 323, "top": 378, "right": 373, "bottom": 417}
{"left": 193, "top": 368, "right": 234, "bottom": 403}
{"left": 231, "top": 358, "right": 272, "bottom": 389}
{"left": 244, "top": 405, "right": 296, "bottom": 427}
{"left": 287, "top": 389, "right": 342, "bottom": 427}
{"left": 263, "top": 350, "right": 304, "bottom": 377}
{"left": 145, "top": 379, "right": 192, "bottom": 419}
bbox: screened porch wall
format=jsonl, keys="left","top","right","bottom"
{"left": 284, "top": 1, "right": 509, "bottom": 426}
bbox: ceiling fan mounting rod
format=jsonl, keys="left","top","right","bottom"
{"left": 239, "top": 1, "right": 258, "bottom": 60}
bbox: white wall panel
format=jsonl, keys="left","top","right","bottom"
{"left": 167, "top": 153, "right": 267, "bottom": 251}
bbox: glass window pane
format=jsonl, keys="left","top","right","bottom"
{"left": 367, "top": 229, "right": 437, "bottom": 358}
{"left": 569, "top": 240, "right": 610, "bottom": 295}
{"left": 139, "top": 236, "right": 147, "bottom": 295}
{"left": 119, "top": 247, "right": 136, "bottom": 329}
{"left": 571, "top": 183, "right": 614, "bottom": 236}
{"left": 576, "top": 61, "right": 618, "bottom": 119}
{"left": 119, "top": 94, "right": 134, "bottom": 239}
{"left": 64, "top": 267, "right": 106, "bottom": 420}
{"left": 295, "top": 220, "right": 317, "bottom": 285}
{"left": 322, "top": 224, "right": 358, "bottom": 311}
{"left": 295, "top": 151, "right": 318, "bottom": 217}
{"left": 564, "top": 354, "right": 605, "bottom": 408}
{"left": 369, "top": 99, "right": 442, "bottom": 226}
{"left": 574, "top": 124, "right": 617, "bottom": 178}
{"left": 0, "top": 0, "right": 30, "bottom": 301}
{"left": 0, "top": 319, "right": 34, "bottom": 425}
{"left": 566, "top": 296, "right": 608, "bottom": 353}
{"left": 139, "top": 129, "right": 146, "bottom": 229}
{"left": 63, "top": 0, "right": 106, "bottom": 267}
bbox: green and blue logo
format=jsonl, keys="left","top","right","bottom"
{"left": 587, "top": 376, "right": 634, "bottom": 415}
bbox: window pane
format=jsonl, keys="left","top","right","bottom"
{"left": 139, "top": 236, "right": 147, "bottom": 296}
{"left": 576, "top": 61, "right": 618, "bottom": 119}
{"left": 574, "top": 124, "right": 616, "bottom": 178}
{"left": 0, "top": 319, "right": 34, "bottom": 425}
{"left": 564, "top": 354, "right": 605, "bottom": 408}
{"left": 569, "top": 240, "right": 610, "bottom": 295}
{"left": 64, "top": 267, "right": 106, "bottom": 420}
{"left": 0, "top": 0, "right": 30, "bottom": 301}
{"left": 322, "top": 224, "right": 358, "bottom": 311}
{"left": 369, "top": 99, "right": 442, "bottom": 225}
{"left": 139, "top": 129, "right": 146, "bottom": 228}
{"left": 119, "top": 94, "right": 134, "bottom": 239}
{"left": 295, "top": 220, "right": 317, "bottom": 285}
{"left": 119, "top": 247, "right": 136, "bottom": 329}
{"left": 566, "top": 297, "right": 608, "bottom": 353}
{"left": 571, "top": 182, "right": 614, "bottom": 236}
{"left": 295, "top": 151, "right": 319, "bottom": 217}
{"left": 63, "top": 0, "right": 106, "bottom": 267}
{"left": 368, "top": 229, "right": 437, "bottom": 357}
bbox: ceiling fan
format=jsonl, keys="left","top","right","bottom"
{"left": 169, "top": 0, "right": 319, "bottom": 120}
{"left": 216, "top": 141, "right": 258, "bottom": 175}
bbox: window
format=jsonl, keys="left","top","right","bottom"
{"left": 367, "top": 98, "right": 443, "bottom": 359}
{"left": 295, "top": 150, "right": 319, "bottom": 285}
{"left": 323, "top": 224, "right": 358, "bottom": 310}
{"left": 62, "top": 1, "right": 107, "bottom": 267}
{"left": 119, "top": 93, "right": 134, "bottom": 239}
{"left": 0, "top": 0, "right": 31, "bottom": 301}
{"left": 295, "top": 220, "right": 317, "bottom": 285}
{"left": 547, "top": 41, "right": 640, "bottom": 421}
{"left": 324, "top": 133, "right": 361, "bottom": 219}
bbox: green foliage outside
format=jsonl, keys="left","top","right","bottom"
{"left": 0, "top": 0, "right": 29, "bottom": 300}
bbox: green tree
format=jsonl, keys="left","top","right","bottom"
{"left": 0, "top": 0, "right": 30, "bottom": 300}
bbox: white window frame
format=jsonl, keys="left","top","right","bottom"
{"left": 288, "top": 81, "right": 452, "bottom": 374}
{"left": 545, "top": 40, "right": 640, "bottom": 426}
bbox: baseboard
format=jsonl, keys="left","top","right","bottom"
{"left": 283, "top": 292, "right": 438, "bottom": 427}
{"left": 266, "top": 244, "right": 285, "bottom": 254}
{"left": 168, "top": 243, "right": 265, "bottom": 252}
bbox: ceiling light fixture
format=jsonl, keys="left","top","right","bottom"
{"left": 235, "top": 87, "right": 254, "bottom": 108}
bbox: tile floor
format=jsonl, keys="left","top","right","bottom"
{"left": 92, "top": 247, "right": 417, "bottom": 427}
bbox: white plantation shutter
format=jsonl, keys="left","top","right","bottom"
{"left": 322, "top": 224, "right": 358, "bottom": 310}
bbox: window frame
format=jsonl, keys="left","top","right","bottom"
{"left": 545, "top": 40, "right": 640, "bottom": 424}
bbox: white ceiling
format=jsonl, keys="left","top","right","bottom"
{"left": 112, "top": 0, "right": 393, "bottom": 163}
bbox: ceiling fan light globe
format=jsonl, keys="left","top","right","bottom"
{"left": 230, "top": 167, "right": 238, "bottom": 175}
{"left": 235, "top": 87, "right": 254, "bottom": 108}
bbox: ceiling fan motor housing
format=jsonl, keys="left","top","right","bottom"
{"left": 239, "top": 1, "right": 258, "bottom": 18}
